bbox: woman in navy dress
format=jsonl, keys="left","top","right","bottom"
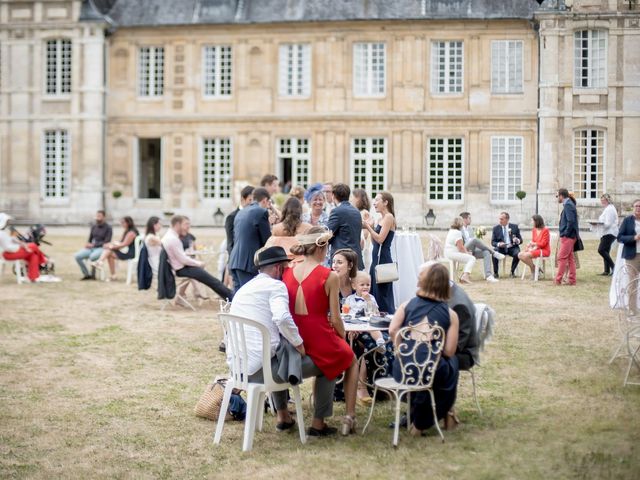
{"left": 363, "top": 191, "right": 396, "bottom": 314}
{"left": 389, "top": 262, "right": 460, "bottom": 435}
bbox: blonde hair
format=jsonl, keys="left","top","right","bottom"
{"left": 352, "top": 271, "right": 371, "bottom": 285}
{"left": 450, "top": 216, "right": 464, "bottom": 230}
{"left": 290, "top": 226, "right": 332, "bottom": 256}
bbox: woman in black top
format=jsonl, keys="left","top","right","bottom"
{"left": 93, "top": 216, "right": 139, "bottom": 281}
{"left": 389, "top": 262, "right": 459, "bottom": 435}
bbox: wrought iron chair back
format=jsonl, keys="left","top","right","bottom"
{"left": 393, "top": 320, "right": 445, "bottom": 389}
{"left": 613, "top": 263, "right": 639, "bottom": 311}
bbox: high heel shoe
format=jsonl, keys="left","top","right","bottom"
{"left": 341, "top": 415, "right": 357, "bottom": 436}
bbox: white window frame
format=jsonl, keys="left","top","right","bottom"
{"left": 353, "top": 42, "right": 386, "bottom": 98}
{"left": 491, "top": 40, "right": 523, "bottom": 94}
{"left": 431, "top": 40, "right": 464, "bottom": 94}
{"left": 351, "top": 137, "right": 387, "bottom": 196}
{"left": 573, "top": 129, "right": 605, "bottom": 200}
{"left": 574, "top": 30, "right": 607, "bottom": 89}
{"left": 44, "top": 39, "right": 72, "bottom": 96}
{"left": 138, "top": 46, "right": 164, "bottom": 98}
{"left": 427, "top": 138, "right": 464, "bottom": 203}
{"left": 276, "top": 138, "right": 311, "bottom": 188}
{"left": 490, "top": 136, "right": 523, "bottom": 203}
{"left": 41, "top": 129, "right": 70, "bottom": 202}
{"left": 203, "top": 45, "right": 233, "bottom": 98}
{"left": 278, "top": 43, "right": 311, "bottom": 98}
{"left": 200, "top": 137, "right": 233, "bottom": 201}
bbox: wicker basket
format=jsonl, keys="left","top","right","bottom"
{"left": 194, "top": 378, "right": 229, "bottom": 421}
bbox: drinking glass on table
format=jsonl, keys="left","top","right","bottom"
{"left": 364, "top": 300, "right": 375, "bottom": 317}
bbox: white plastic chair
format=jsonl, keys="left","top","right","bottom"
{"left": 362, "top": 322, "right": 446, "bottom": 447}
{"left": 0, "top": 248, "right": 26, "bottom": 284}
{"left": 214, "top": 313, "right": 306, "bottom": 452}
{"left": 126, "top": 236, "right": 145, "bottom": 285}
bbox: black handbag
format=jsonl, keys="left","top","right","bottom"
{"left": 573, "top": 235, "right": 584, "bottom": 252}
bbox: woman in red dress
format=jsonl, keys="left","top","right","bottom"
{"left": 283, "top": 227, "right": 359, "bottom": 436}
{"left": 518, "top": 214, "right": 551, "bottom": 277}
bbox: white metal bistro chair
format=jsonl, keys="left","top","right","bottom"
{"left": 362, "top": 322, "right": 446, "bottom": 447}
{"left": 426, "top": 234, "right": 455, "bottom": 279}
{"left": 616, "top": 278, "right": 640, "bottom": 386}
{"left": 609, "top": 264, "right": 639, "bottom": 365}
{"left": 214, "top": 313, "right": 306, "bottom": 452}
{"left": 126, "top": 235, "right": 145, "bottom": 285}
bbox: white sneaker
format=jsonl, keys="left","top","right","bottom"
{"left": 36, "top": 275, "right": 60, "bottom": 283}
{"left": 486, "top": 275, "right": 499, "bottom": 283}
{"left": 493, "top": 251, "right": 506, "bottom": 260}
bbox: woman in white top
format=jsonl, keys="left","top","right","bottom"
{"left": 444, "top": 216, "right": 476, "bottom": 284}
{"left": 144, "top": 216, "right": 163, "bottom": 275}
{"left": 597, "top": 194, "right": 619, "bottom": 276}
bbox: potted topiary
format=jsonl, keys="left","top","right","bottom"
{"left": 516, "top": 190, "right": 526, "bottom": 214}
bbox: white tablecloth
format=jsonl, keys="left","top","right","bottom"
{"left": 391, "top": 232, "right": 424, "bottom": 309}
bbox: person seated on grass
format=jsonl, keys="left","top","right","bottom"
{"left": 74, "top": 210, "right": 112, "bottom": 280}
{"left": 344, "top": 271, "right": 392, "bottom": 406}
{"left": 162, "top": 215, "right": 233, "bottom": 301}
{"left": 389, "top": 262, "right": 459, "bottom": 437}
{"left": 92, "top": 216, "right": 138, "bottom": 282}
{"left": 229, "top": 246, "right": 337, "bottom": 434}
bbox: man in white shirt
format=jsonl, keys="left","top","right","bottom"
{"left": 229, "top": 246, "right": 337, "bottom": 434}
{"left": 162, "top": 215, "right": 233, "bottom": 300}
{"left": 460, "top": 212, "right": 504, "bottom": 283}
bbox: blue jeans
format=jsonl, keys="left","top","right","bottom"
{"left": 74, "top": 247, "right": 103, "bottom": 276}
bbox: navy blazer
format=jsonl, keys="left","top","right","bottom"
{"left": 228, "top": 202, "right": 271, "bottom": 274}
{"left": 224, "top": 207, "right": 240, "bottom": 255}
{"left": 491, "top": 223, "right": 522, "bottom": 250}
{"left": 137, "top": 244, "right": 153, "bottom": 290}
{"left": 617, "top": 215, "right": 639, "bottom": 260}
{"left": 327, "top": 201, "right": 364, "bottom": 269}
{"left": 559, "top": 200, "right": 579, "bottom": 238}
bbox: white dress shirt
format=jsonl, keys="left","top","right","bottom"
{"left": 229, "top": 273, "right": 303, "bottom": 375}
{"left": 461, "top": 225, "right": 472, "bottom": 244}
{"left": 161, "top": 228, "right": 201, "bottom": 271}
{"left": 598, "top": 204, "right": 619, "bottom": 237}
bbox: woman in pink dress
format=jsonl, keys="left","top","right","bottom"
{"left": 283, "top": 227, "right": 359, "bottom": 436}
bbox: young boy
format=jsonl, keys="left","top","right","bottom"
{"left": 345, "top": 271, "right": 385, "bottom": 350}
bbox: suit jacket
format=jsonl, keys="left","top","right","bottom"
{"left": 157, "top": 248, "right": 176, "bottom": 300}
{"left": 449, "top": 283, "right": 479, "bottom": 370}
{"left": 559, "top": 199, "right": 579, "bottom": 238}
{"left": 225, "top": 207, "right": 240, "bottom": 255}
{"left": 228, "top": 202, "right": 271, "bottom": 274}
{"left": 327, "top": 201, "right": 364, "bottom": 269}
{"left": 491, "top": 223, "right": 522, "bottom": 251}
{"left": 617, "top": 215, "right": 639, "bottom": 260}
{"left": 137, "top": 244, "right": 153, "bottom": 290}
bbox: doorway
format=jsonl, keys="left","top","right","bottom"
{"left": 137, "top": 138, "right": 161, "bottom": 199}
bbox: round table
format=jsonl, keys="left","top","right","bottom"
{"left": 391, "top": 232, "right": 424, "bottom": 309}
{"left": 340, "top": 316, "right": 391, "bottom": 389}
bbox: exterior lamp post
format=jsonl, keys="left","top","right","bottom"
{"left": 213, "top": 207, "right": 225, "bottom": 226}
{"left": 425, "top": 208, "right": 436, "bottom": 227}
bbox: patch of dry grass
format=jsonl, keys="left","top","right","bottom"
{"left": 1, "top": 230, "right": 639, "bottom": 479}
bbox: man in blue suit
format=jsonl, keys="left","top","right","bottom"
{"left": 491, "top": 211, "right": 522, "bottom": 278}
{"left": 327, "top": 183, "right": 364, "bottom": 270}
{"left": 228, "top": 187, "right": 272, "bottom": 291}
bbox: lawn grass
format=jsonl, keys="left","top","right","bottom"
{"left": 1, "top": 230, "right": 639, "bottom": 479}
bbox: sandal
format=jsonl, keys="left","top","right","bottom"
{"left": 409, "top": 425, "right": 425, "bottom": 437}
{"left": 341, "top": 415, "right": 357, "bottom": 436}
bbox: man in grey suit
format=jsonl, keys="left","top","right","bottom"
{"left": 228, "top": 187, "right": 272, "bottom": 291}
{"left": 327, "top": 183, "right": 364, "bottom": 269}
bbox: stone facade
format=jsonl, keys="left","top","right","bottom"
{"left": 536, "top": 0, "right": 640, "bottom": 223}
{"left": 1, "top": 0, "right": 638, "bottom": 227}
{"left": 105, "top": 19, "right": 539, "bottom": 226}
{"left": 0, "top": 0, "right": 106, "bottom": 223}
